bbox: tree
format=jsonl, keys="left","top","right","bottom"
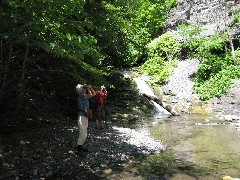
{"left": 0, "top": 0, "right": 176, "bottom": 122}
{"left": 219, "top": 0, "right": 239, "bottom": 65}
{"left": 0, "top": 0, "right": 100, "bottom": 118}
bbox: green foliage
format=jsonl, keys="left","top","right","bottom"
{"left": 235, "top": 48, "right": 240, "bottom": 65}
{"left": 178, "top": 24, "right": 202, "bottom": 54}
{"left": 140, "top": 32, "right": 180, "bottom": 83}
{"left": 1, "top": 0, "right": 102, "bottom": 73}
{"left": 232, "top": 10, "right": 240, "bottom": 27}
{"left": 178, "top": 24, "right": 202, "bottom": 38}
{"left": 195, "top": 54, "right": 232, "bottom": 81}
{"left": 195, "top": 71, "right": 230, "bottom": 100}
{"left": 177, "top": 24, "right": 240, "bottom": 100}
{"left": 1, "top": 0, "right": 175, "bottom": 68}
{"left": 179, "top": 24, "right": 228, "bottom": 58}
{"left": 138, "top": 152, "right": 177, "bottom": 177}
{"left": 147, "top": 32, "right": 180, "bottom": 58}
{"left": 88, "top": 0, "right": 176, "bottom": 67}
{"left": 194, "top": 54, "right": 240, "bottom": 100}
{"left": 195, "top": 34, "right": 227, "bottom": 57}
{"left": 191, "top": 33, "right": 236, "bottom": 100}
{"left": 0, "top": 0, "right": 177, "bottom": 123}
{"left": 141, "top": 56, "right": 177, "bottom": 83}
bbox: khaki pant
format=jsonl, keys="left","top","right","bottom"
{"left": 77, "top": 115, "right": 88, "bottom": 145}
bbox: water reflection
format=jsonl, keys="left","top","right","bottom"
{"left": 128, "top": 113, "right": 240, "bottom": 179}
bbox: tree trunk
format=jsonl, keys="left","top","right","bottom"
{"left": 142, "top": 93, "right": 180, "bottom": 116}
{"left": 229, "top": 37, "right": 236, "bottom": 65}
{"left": 220, "top": 0, "right": 236, "bottom": 65}
{"left": 14, "top": 45, "right": 29, "bottom": 115}
{"left": 0, "top": 38, "right": 2, "bottom": 84}
{"left": 0, "top": 43, "right": 12, "bottom": 104}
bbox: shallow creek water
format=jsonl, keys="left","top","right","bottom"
{"left": 101, "top": 114, "right": 240, "bottom": 180}
{"left": 99, "top": 73, "right": 240, "bottom": 179}
{"left": 146, "top": 114, "right": 240, "bottom": 179}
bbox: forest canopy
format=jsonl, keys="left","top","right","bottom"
{"left": 0, "top": 0, "right": 175, "bottom": 123}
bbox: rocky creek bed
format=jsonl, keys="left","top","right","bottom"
{"left": 0, "top": 120, "right": 165, "bottom": 180}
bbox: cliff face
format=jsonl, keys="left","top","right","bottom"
{"left": 160, "top": 0, "right": 240, "bottom": 120}
{"left": 165, "top": 0, "right": 239, "bottom": 36}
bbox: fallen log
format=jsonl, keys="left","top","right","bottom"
{"left": 142, "top": 93, "right": 180, "bottom": 116}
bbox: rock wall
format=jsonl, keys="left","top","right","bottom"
{"left": 165, "top": 0, "right": 239, "bottom": 36}
{"left": 161, "top": 0, "right": 240, "bottom": 120}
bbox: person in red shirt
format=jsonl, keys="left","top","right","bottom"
{"left": 95, "top": 85, "right": 107, "bottom": 130}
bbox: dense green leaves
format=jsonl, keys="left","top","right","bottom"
{"left": 235, "top": 48, "right": 240, "bottom": 65}
{"left": 1, "top": 0, "right": 175, "bottom": 122}
{"left": 85, "top": 0, "right": 176, "bottom": 67}
{"left": 177, "top": 25, "right": 240, "bottom": 100}
{"left": 194, "top": 65, "right": 240, "bottom": 100}
{"left": 1, "top": 0, "right": 98, "bottom": 64}
{"left": 0, "top": 0, "right": 239, "bottom": 124}
{"left": 194, "top": 54, "right": 235, "bottom": 100}
{"left": 1, "top": 0, "right": 175, "bottom": 68}
{"left": 141, "top": 32, "right": 180, "bottom": 83}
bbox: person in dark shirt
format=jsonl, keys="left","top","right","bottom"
{"left": 95, "top": 85, "right": 107, "bottom": 130}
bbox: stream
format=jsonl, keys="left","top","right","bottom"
{"left": 132, "top": 114, "right": 240, "bottom": 180}
{"left": 93, "top": 113, "right": 240, "bottom": 180}
{"left": 109, "top": 75, "right": 240, "bottom": 180}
